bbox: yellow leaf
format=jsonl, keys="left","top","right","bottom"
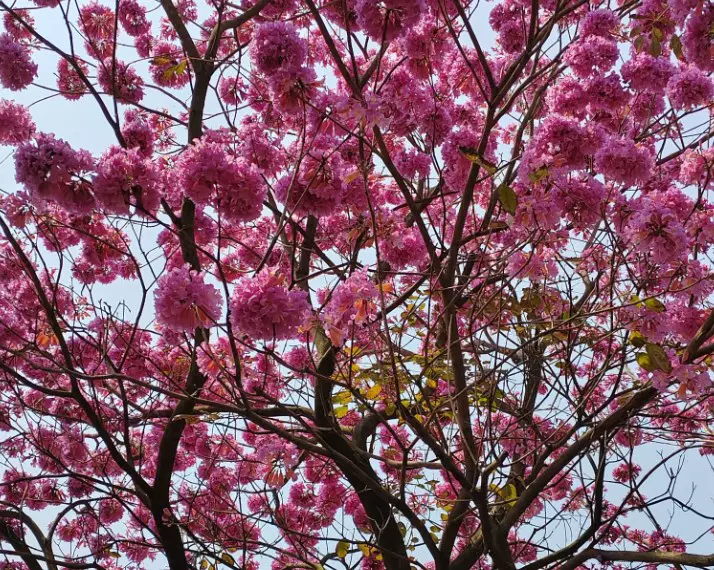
{"left": 458, "top": 146, "right": 497, "bottom": 174}
{"left": 366, "top": 385, "right": 382, "bottom": 399}
{"left": 336, "top": 540, "right": 349, "bottom": 559}
{"left": 358, "top": 544, "right": 371, "bottom": 557}
{"left": 333, "top": 405, "right": 350, "bottom": 419}
{"left": 221, "top": 553, "right": 236, "bottom": 568}
{"left": 333, "top": 390, "right": 353, "bottom": 404}
{"left": 496, "top": 183, "right": 518, "bottom": 215}
{"left": 646, "top": 343, "right": 672, "bottom": 373}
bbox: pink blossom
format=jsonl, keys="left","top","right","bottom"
{"left": 666, "top": 67, "right": 714, "bottom": 109}
{"left": 564, "top": 36, "right": 619, "bottom": 78}
{"left": 154, "top": 264, "right": 223, "bottom": 333}
{"left": 682, "top": 3, "right": 714, "bottom": 72}
{"left": 177, "top": 138, "right": 266, "bottom": 221}
{"left": 0, "top": 100, "right": 35, "bottom": 145}
{"left": 356, "top": 0, "right": 425, "bottom": 41}
{"left": 250, "top": 21, "right": 306, "bottom": 77}
{"left": 585, "top": 74, "right": 629, "bottom": 111}
{"left": 520, "top": 115, "right": 597, "bottom": 178}
{"left": 14, "top": 133, "right": 95, "bottom": 212}
{"left": 322, "top": 269, "right": 379, "bottom": 346}
{"left": 93, "top": 146, "right": 161, "bottom": 215}
{"left": 118, "top": 0, "right": 151, "bottom": 36}
{"left": 0, "top": 32, "right": 37, "bottom": 90}
{"left": 230, "top": 271, "right": 310, "bottom": 340}
{"left": 57, "top": 59, "right": 89, "bottom": 100}
{"left": 3, "top": 10, "right": 35, "bottom": 42}
{"left": 97, "top": 59, "right": 145, "bottom": 103}
{"left": 580, "top": 9, "right": 619, "bottom": 38}
{"left": 595, "top": 137, "right": 654, "bottom": 186}
{"left": 621, "top": 53, "right": 676, "bottom": 93}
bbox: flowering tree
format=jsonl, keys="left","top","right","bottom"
{"left": 0, "top": 0, "right": 714, "bottom": 569}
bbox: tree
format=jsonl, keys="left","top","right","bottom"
{"left": 0, "top": 0, "right": 713, "bottom": 569}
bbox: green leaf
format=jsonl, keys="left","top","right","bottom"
{"left": 336, "top": 540, "right": 350, "bottom": 559}
{"left": 497, "top": 184, "right": 518, "bottom": 215}
{"left": 458, "top": 146, "right": 497, "bottom": 174}
{"left": 670, "top": 34, "right": 685, "bottom": 61}
{"left": 333, "top": 405, "right": 350, "bottom": 419}
{"left": 636, "top": 352, "right": 656, "bottom": 372}
{"left": 649, "top": 34, "right": 662, "bottom": 56}
{"left": 644, "top": 298, "right": 665, "bottom": 312}
{"left": 528, "top": 166, "right": 549, "bottom": 183}
{"left": 629, "top": 331, "right": 646, "bottom": 348}
{"left": 646, "top": 343, "right": 672, "bottom": 373}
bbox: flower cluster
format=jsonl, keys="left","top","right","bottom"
{"left": 0, "top": 32, "right": 37, "bottom": 90}
{"left": 14, "top": 133, "right": 95, "bottom": 212}
{"left": 0, "top": 99, "right": 35, "bottom": 145}
{"left": 177, "top": 137, "right": 266, "bottom": 222}
{"left": 154, "top": 264, "right": 223, "bottom": 333}
{"left": 230, "top": 271, "right": 310, "bottom": 340}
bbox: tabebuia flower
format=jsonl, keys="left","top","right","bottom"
{"left": 623, "top": 198, "right": 688, "bottom": 264}
{"left": 595, "top": 137, "right": 654, "bottom": 186}
{"left": 3, "top": 9, "right": 35, "bottom": 41}
{"left": 154, "top": 264, "right": 223, "bottom": 333}
{"left": 355, "top": 0, "right": 425, "bottom": 41}
{"left": 177, "top": 137, "right": 266, "bottom": 222}
{"left": 56, "top": 58, "right": 89, "bottom": 100}
{"left": 321, "top": 269, "right": 379, "bottom": 346}
{"left": 682, "top": 2, "right": 714, "bottom": 72}
{"left": 79, "top": 2, "right": 116, "bottom": 59}
{"left": 620, "top": 53, "right": 676, "bottom": 93}
{"left": 666, "top": 67, "right": 714, "bottom": 110}
{"left": 0, "top": 32, "right": 37, "bottom": 90}
{"left": 579, "top": 8, "right": 619, "bottom": 38}
{"left": 274, "top": 136, "right": 348, "bottom": 215}
{"left": 250, "top": 21, "right": 307, "bottom": 77}
{"left": 118, "top": 0, "right": 151, "bottom": 37}
{"left": 92, "top": 146, "right": 161, "bottom": 215}
{"left": 14, "top": 133, "right": 95, "bottom": 213}
{"left": 519, "top": 115, "right": 598, "bottom": 179}
{"left": 97, "top": 58, "right": 144, "bottom": 104}
{"left": 230, "top": 271, "right": 310, "bottom": 340}
{"left": 564, "top": 36, "right": 618, "bottom": 78}
{"left": 0, "top": 99, "right": 35, "bottom": 145}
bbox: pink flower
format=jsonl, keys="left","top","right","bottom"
{"left": 356, "top": 0, "right": 425, "bottom": 41}
{"left": 595, "top": 136, "right": 654, "bottom": 186}
{"left": 520, "top": 115, "right": 597, "bottom": 178}
{"left": 666, "top": 67, "right": 714, "bottom": 110}
{"left": 154, "top": 264, "right": 223, "bottom": 333}
{"left": 322, "top": 269, "right": 379, "bottom": 346}
{"left": 0, "top": 32, "right": 37, "bottom": 90}
{"left": 177, "top": 138, "right": 266, "bottom": 222}
{"left": 118, "top": 0, "right": 151, "bottom": 37}
{"left": 682, "top": 3, "right": 714, "bottom": 72}
{"left": 564, "top": 36, "right": 618, "bottom": 78}
{"left": 0, "top": 100, "right": 35, "bottom": 145}
{"left": 97, "top": 59, "right": 144, "bottom": 104}
{"left": 230, "top": 271, "right": 310, "bottom": 340}
{"left": 624, "top": 198, "right": 688, "bottom": 264}
{"left": 250, "top": 21, "right": 306, "bottom": 77}
{"left": 14, "top": 133, "right": 95, "bottom": 213}
{"left": 57, "top": 59, "right": 89, "bottom": 100}
{"left": 621, "top": 53, "right": 675, "bottom": 93}
{"left": 93, "top": 146, "right": 161, "bottom": 215}
{"left": 580, "top": 9, "right": 619, "bottom": 38}
{"left": 585, "top": 73, "right": 629, "bottom": 111}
